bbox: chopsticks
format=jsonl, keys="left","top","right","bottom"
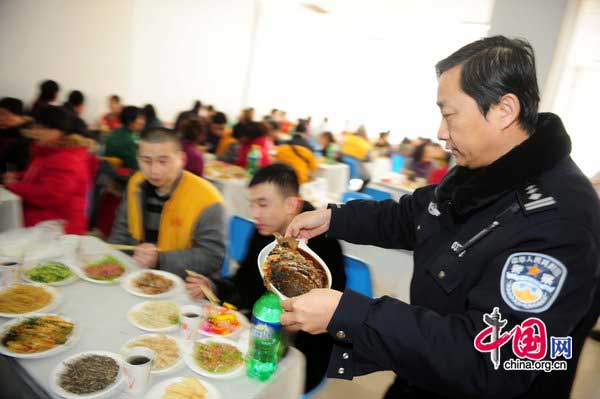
{"left": 109, "top": 244, "right": 162, "bottom": 252}
{"left": 185, "top": 269, "right": 221, "bottom": 305}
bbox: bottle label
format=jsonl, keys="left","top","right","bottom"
{"left": 251, "top": 316, "right": 282, "bottom": 340}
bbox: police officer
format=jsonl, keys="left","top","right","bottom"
{"left": 280, "top": 36, "right": 600, "bottom": 398}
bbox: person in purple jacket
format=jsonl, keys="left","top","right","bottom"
{"left": 179, "top": 118, "right": 206, "bottom": 177}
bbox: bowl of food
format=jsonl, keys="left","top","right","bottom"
{"left": 257, "top": 234, "right": 331, "bottom": 299}
{"left": 50, "top": 351, "right": 124, "bottom": 399}
{"left": 0, "top": 314, "right": 78, "bottom": 358}
{"left": 22, "top": 260, "right": 78, "bottom": 286}
{"left": 198, "top": 303, "right": 249, "bottom": 338}
{"left": 127, "top": 300, "right": 180, "bottom": 333}
{"left": 184, "top": 337, "right": 245, "bottom": 379}
{"left": 145, "top": 376, "right": 221, "bottom": 399}
{"left": 121, "top": 270, "right": 183, "bottom": 298}
{"left": 0, "top": 283, "right": 62, "bottom": 318}
{"left": 122, "top": 334, "right": 183, "bottom": 375}
{"left": 77, "top": 255, "right": 126, "bottom": 284}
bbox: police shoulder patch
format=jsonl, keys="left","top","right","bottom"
{"left": 500, "top": 252, "right": 567, "bottom": 313}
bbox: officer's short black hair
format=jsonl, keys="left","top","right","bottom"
{"left": 249, "top": 163, "right": 300, "bottom": 198}
{"left": 120, "top": 105, "right": 142, "bottom": 126}
{"left": 140, "top": 127, "right": 181, "bottom": 150}
{"left": 68, "top": 90, "right": 84, "bottom": 107}
{"left": 436, "top": 36, "right": 540, "bottom": 135}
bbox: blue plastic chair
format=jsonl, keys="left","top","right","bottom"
{"left": 221, "top": 215, "right": 256, "bottom": 277}
{"left": 391, "top": 154, "right": 406, "bottom": 173}
{"left": 362, "top": 187, "right": 392, "bottom": 201}
{"left": 344, "top": 255, "right": 373, "bottom": 297}
{"left": 341, "top": 191, "right": 373, "bottom": 203}
{"left": 341, "top": 155, "right": 360, "bottom": 179}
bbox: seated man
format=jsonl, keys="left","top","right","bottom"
{"left": 109, "top": 128, "right": 226, "bottom": 277}
{"left": 185, "top": 163, "right": 346, "bottom": 392}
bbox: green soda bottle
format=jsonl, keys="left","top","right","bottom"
{"left": 247, "top": 145, "right": 262, "bottom": 175}
{"left": 246, "top": 292, "right": 283, "bottom": 381}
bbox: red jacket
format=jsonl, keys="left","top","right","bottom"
{"left": 236, "top": 136, "right": 273, "bottom": 168}
{"left": 8, "top": 135, "right": 94, "bottom": 234}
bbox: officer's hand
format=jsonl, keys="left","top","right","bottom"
{"left": 285, "top": 209, "right": 332, "bottom": 239}
{"left": 280, "top": 288, "right": 342, "bottom": 334}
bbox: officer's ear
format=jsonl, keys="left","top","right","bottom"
{"left": 493, "top": 93, "right": 521, "bottom": 131}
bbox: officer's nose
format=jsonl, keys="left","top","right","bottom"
{"left": 437, "top": 118, "right": 449, "bottom": 141}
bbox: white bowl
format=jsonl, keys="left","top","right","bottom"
{"left": 257, "top": 239, "right": 332, "bottom": 300}
{"left": 0, "top": 313, "right": 79, "bottom": 359}
{"left": 145, "top": 376, "right": 221, "bottom": 399}
{"left": 49, "top": 350, "right": 124, "bottom": 399}
{"left": 183, "top": 336, "right": 246, "bottom": 380}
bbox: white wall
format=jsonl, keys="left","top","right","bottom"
{"left": 0, "top": 0, "right": 256, "bottom": 125}
{"left": 488, "top": 0, "right": 569, "bottom": 94}
{"left": 0, "top": 0, "right": 136, "bottom": 124}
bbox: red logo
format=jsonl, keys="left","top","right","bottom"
{"left": 474, "top": 307, "right": 547, "bottom": 369}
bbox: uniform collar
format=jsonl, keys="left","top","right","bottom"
{"left": 434, "top": 113, "right": 571, "bottom": 216}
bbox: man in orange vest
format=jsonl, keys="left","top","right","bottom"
{"left": 109, "top": 128, "right": 225, "bottom": 277}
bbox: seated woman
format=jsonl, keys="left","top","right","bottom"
{"left": 275, "top": 142, "right": 317, "bottom": 184}
{"left": 318, "top": 131, "right": 340, "bottom": 161}
{"left": 340, "top": 130, "right": 372, "bottom": 187}
{"left": 179, "top": 118, "right": 206, "bottom": 176}
{"left": 2, "top": 105, "right": 95, "bottom": 234}
{"left": 235, "top": 121, "right": 273, "bottom": 168}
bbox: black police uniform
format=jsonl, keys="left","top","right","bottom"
{"left": 324, "top": 113, "right": 600, "bottom": 398}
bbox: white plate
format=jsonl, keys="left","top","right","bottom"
{"left": 257, "top": 239, "right": 332, "bottom": 299}
{"left": 183, "top": 337, "right": 246, "bottom": 380}
{"left": 121, "top": 334, "right": 184, "bottom": 375}
{"left": 127, "top": 301, "right": 180, "bottom": 333}
{"left": 0, "top": 283, "right": 62, "bottom": 318}
{"left": 50, "top": 350, "right": 124, "bottom": 399}
{"left": 21, "top": 260, "right": 79, "bottom": 287}
{"left": 197, "top": 303, "right": 250, "bottom": 339}
{"left": 0, "top": 314, "right": 79, "bottom": 359}
{"left": 121, "top": 270, "right": 183, "bottom": 299}
{"left": 73, "top": 255, "right": 128, "bottom": 285}
{"left": 145, "top": 376, "right": 221, "bottom": 399}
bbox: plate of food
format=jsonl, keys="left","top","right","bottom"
{"left": 22, "top": 261, "right": 78, "bottom": 286}
{"left": 145, "top": 376, "right": 221, "bottom": 399}
{"left": 183, "top": 337, "right": 245, "bottom": 379}
{"left": 122, "top": 334, "right": 183, "bottom": 375}
{"left": 76, "top": 255, "right": 127, "bottom": 284}
{"left": 0, "top": 314, "right": 78, "bottom": 358}
{"left": 257, "top": 233, "right": 331, "bottom": 299}
{"left": 0, "top": 283, "right": 62, "bottom": 318}
{"left": 50, "top": 351, "right": 124, "bottom": 399}
{"left": 127, "top": 300, "right": 180, "bottom": 333}
{"left": 121, "top": 270, "right": 183, "bottom": 299}
{"left": 198, "top": 303, "right": 249, "bottom": 338}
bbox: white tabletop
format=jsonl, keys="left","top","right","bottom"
{"left": 314, "top": 163, "right": 350, "bottom": 197}
{"left": 3, "top": 236, "right": 304, "bottom": 399}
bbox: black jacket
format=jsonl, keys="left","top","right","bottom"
{"left": 325, "top": 113, "right": 600, "bottom": 398}
{"left": 213, "top": 201, "right": 347, "bottom": 392}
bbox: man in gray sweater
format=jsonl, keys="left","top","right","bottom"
{"left": 109, "top": 128, "right": 225, "bottom": 278}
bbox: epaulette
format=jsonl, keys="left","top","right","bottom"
{"left": 517, "top": 183, "right": 557, "bottom": 214}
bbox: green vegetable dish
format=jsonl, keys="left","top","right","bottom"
{"left": 25, "top": 262, "right": 74, "bottom": 284}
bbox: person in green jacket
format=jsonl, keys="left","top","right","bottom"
{"left": 105, "top": 106, "right": 145, "bottom": 170}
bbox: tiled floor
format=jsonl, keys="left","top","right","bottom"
{"left": 315, "top": 338, "right": 600, "bottom": 399}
